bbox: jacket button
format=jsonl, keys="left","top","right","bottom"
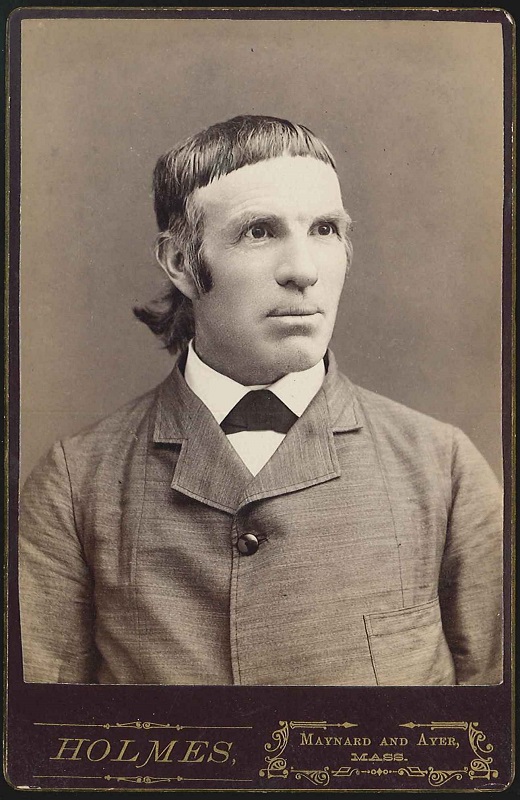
{"left": 237, "top": 533, "right": 259, "bottom": 555}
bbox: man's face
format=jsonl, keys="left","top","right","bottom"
{"left": 189, "top": 155, "right": 349, "bottom": 385}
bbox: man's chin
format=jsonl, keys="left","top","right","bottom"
{"left": 219, "top": 339, "right": 329, "bottom": 385}
{"left": 269, "top": 344, "right": 327, "bottom": 378}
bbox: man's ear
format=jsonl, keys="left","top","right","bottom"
{"left": 158, "top": 241, "right": 198, "bottom": 302}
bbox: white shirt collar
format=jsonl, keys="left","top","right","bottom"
{"left": 184, "top": 339, "right": 325, "bottom": 424}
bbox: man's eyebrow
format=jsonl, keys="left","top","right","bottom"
{"left": 315, "top": 208, "right": 351, "bottom": 229}
{"left": 222, "top": 212, "right": 282, "bottom": 240}
{"left": 225, "top": 212, "right": 280, "bottom": 230}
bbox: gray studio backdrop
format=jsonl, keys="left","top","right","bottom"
{"left": 19, "top": 18, "right": 504, "bottom": 483}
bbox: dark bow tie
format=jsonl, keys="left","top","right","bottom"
{"left": 220, "top": 390, "right": 298, "bottom": 435}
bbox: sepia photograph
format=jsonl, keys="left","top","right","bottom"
{"left": 6, "top": 8, "right": 513, "bottom": 791}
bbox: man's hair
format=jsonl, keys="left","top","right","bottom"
{"left": 134, "top": 114, "right": 351, "bottom": 353}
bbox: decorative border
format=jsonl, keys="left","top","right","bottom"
{"left": 34, "top": 719, "right": 252, "bottom": 730}
{"left": 33, "top": 775, "right": 252, "bottom": 784}
{"left": 260, "top": 721, "right": 498, "bottom": 787}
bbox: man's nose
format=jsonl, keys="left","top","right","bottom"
{"left": 274, "top": 233, "right": 319, "bottom": 289}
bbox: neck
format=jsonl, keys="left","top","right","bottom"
{"left": 192, "top": 341, "right": 290, "bottom": 386}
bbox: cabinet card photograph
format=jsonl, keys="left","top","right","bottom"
{"left": 5, "top": 7, "right": 513, "bottom": 792}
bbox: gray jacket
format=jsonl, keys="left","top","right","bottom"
{"left": 19, "top": 353, "right": 503, "bottom": 685}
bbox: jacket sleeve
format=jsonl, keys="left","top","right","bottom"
{"left": 19, "top": 442, "right": 99, "bottom": 683}
{"left": 438, "top": 427, "right": 503, "bottom": 685}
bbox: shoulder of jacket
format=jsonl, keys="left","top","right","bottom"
{"left": 351, "top": 383, "right": 456, "bottom": 441}
{"left": 60, "top": 381, "right": 163, "bottom": 458}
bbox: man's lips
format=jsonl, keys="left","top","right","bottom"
{"left": 268, "top": 307, "right": 322, "bottom": 317}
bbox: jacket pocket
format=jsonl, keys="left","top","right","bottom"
{"left": 363, "top": 598, "right": 456, "bottom": 685}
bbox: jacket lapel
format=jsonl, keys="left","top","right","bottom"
{"left": 238, "top": 353, "right": 362, "bottom": 509}
{"left": 152, "top": 351, "right": 362, "bottom": 514}
{"left": 152, "top": 362, "right": 253, "bottom": 513}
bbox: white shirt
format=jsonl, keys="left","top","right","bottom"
{"left": 184, "top": 340, "right": 325, "bottom": 476}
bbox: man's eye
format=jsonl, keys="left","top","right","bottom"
{"left": 315, "top": 222, "right": 336, "bottom": 236}
{"left": 245, "top": 224, "right": 270, "bottom": 240}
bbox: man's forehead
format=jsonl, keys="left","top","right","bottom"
{"left": 192, "top": 155, "right": 344, "bottom": 217}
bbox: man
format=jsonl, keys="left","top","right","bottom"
{"left": 19, "top": 114, "right": 502, "bottom": 686}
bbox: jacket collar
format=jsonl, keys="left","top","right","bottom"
{"left": 152, "top": 350, "right": 362, "bottom": 514}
